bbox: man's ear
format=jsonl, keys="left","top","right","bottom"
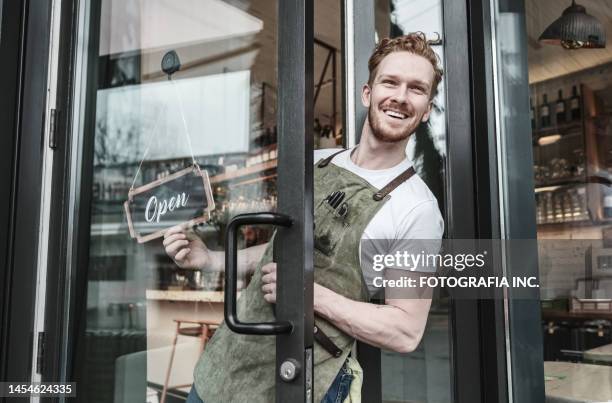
{"left": 361, "top": 84, "right": 371, "bottom": 108}
{"left": 421, "top": 101, "right": 433, "bottom": 123}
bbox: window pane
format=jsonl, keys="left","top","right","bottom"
{"left": 71, "top": 1, "right": 282, "bottom": 401}
{"left": 68, "top": 1, "right": 346, "bottom": 401}
{"left": 494, "top": 0, "right": 612, "bottom": 401}
{"left": 375, "top": 1, "right": 450, "bottom": 402}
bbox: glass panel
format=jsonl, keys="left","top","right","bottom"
{"left": 69, "top": 1, "right": 344, "bottom": 402}
{"left": 314, "top": 0, "right": 344, "bottom": 149}
{"left": 529, "top": 0, "right": 612, "bottom": 398}
{"left": 494, "top": 0, "right": 612, "bottom": 401}
{"left": 372, "top": 2, "right": 450, "bottom": 402}
{"left": 71, "top": 1, "right": 281, "bottom": 401}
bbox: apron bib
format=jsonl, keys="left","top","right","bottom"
{"left": 193, "top": 150, "right": 414, "bottom": 402}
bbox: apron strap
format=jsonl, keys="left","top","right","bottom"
{"left": 314, "top": 324, "right": 343, "bottom": 358}
{"left": 317, "top": 149, "right": 348, "bottom": 168}
{"left": 318, "top": 148, "right": 416, "bottom": 200}
{"left": 373, "top": 166, "right": 416, "bottom": 201}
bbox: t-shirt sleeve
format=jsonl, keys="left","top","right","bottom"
{"left": 387, "top": 200, "right": 444, "bottom": 273}
{"left": 395, "top": 199, "right": 444, "bottom": 240}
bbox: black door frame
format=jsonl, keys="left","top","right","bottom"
{"left": 346, "top": 0, "right": 543, "bottom": 402}
{"left": 0, "top": 0, "right": 27, "bottom": 382}
{"left": 0, "top": 0, "right": 53, "bottom": 385}
{"left": 490, "top": 0, "right": 545, "bottom": 402}
{"left": 40, "top": 0, "right": 316, "bottom": 402}
{"left": 275, "top": 0, "right": 314, "bottom": 401}
{"left": 40, "top": 0, "right": 80, "bottom": 387}
{"left": 23, "top": 0, "right": 94, "bottom": 396}
{"left": 36, "top": 0, "right": 546, "bottom": 402}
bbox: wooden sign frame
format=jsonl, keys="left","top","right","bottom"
{"left": 124, "top": 165, "right": 215, "bottom": 243}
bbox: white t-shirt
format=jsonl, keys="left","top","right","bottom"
{"left": 314, "top": 148, "right": 444, "bottom": 294}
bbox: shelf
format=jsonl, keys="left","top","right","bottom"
{"left": 585, "top": 113, "right": 612, "bottom": 121}
{"left": 534, "top": 176, "right": 586, "bottom": 189}
{"left": 247, "top": 143, "right": 277, "bottom": 156}
{"left": 145, "top": 290, "right": 241, "bottom": 302}
{"left": 542, "top": 308, "right": 612, "bottom": 321}
{"left": 537, "top": 220, "right": 592, "bottom": 228}
{"left": 533, "top": 121, "right": 582, "bottom": 137}
{"left": 90, "top": 221, "right": 218, "bottom": 236}
{"left": 229, "top": 173, "right": 277, "bottom": 188}
{"left": 210, "top": 159, "right": 277, "bottom": 184}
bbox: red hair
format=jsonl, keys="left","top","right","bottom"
{"left": 368, "top": 32, "right": 443, "bottom": 99}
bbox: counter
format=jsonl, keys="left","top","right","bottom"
{"left": 545, "top": 361, "right": 612, "bottom": 402}
{"left": 584, "top": 343, "right": 612, "bottom": 364}
{"left": 145, "top": 289, "right": 227, "bottom": 302}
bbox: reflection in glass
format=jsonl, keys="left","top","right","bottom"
{"left": 494, "top": 0, "right": 612, "bottom": 401}
{"left": 74, "top": 1, "right": 281, "bottom": 401}
{"left": 70, "top": 0, "right": 345, "bottom": 401}
{"left": 374, "top": 1, "right": 450, "bottom": 402}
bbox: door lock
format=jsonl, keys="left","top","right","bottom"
{"left": 279, "top": 359, "right": 300, "bottom": 382}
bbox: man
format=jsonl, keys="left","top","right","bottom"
{"left": 164, "top": 32, "right": 444, "bottom": 403}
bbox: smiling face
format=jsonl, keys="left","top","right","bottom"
{"left": 362, "top": 51, "right": 435, "bottom": 143}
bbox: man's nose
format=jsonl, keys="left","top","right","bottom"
{"left": 390, "top": 86, "right": 409, "bottom": 104}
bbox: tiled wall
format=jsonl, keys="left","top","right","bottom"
{"left": 537, "top": 226, "right": 605, "bottom": 299}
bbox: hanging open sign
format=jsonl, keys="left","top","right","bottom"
{"left": 124, "top": 165, "right": 215, "bottom": 243}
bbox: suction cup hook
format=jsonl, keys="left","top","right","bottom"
{"left": 161, "top": 50, "right": 181, "bottom": 80}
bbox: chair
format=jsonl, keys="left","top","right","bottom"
{"left": 160, "top": 319, "right": 220, "bottom": 403}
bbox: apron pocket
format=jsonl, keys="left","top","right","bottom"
{"left": 314, "top": 201, "right": 350, "bottom": 257}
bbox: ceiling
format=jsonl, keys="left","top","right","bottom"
{"left": 526, "top": 0, "right": 612, "bottom": 83}
{"left": 100, "top": 0, "right": 263, "bottom": 56}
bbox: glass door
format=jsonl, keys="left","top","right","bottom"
{"left": 346, "top": 1, "right": 511, "bottom": 402}
{"left": 369, "top": 2, "right": 452, "bottom": 402}
{"left": 51, "top": 0, "right": 313, "bottom": 402}
{"left": 491, "top": 0, "right": 612, "bottom": 402}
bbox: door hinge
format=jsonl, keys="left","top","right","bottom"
{"left": 49, "top": 108, "right": 59, "bottom": 150}
{"left": 36, "top": 331, "right": 45, "bottom": 374}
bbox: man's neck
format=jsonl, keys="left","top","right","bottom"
{"left": 351, "top": 121, "right": 410, "bottom": 170}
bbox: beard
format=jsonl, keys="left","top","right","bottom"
{"left": 367, "top": 103, "right": 422, "bottom": 143}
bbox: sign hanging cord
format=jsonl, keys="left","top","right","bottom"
{"left": 169, "top": 79, "right": 199, "bottom": 167}
{"left": 129, "top": 78, "right": 201, "bottom": 190}
{"left": 129, "top": 106, "right": 166, "bottom": 190}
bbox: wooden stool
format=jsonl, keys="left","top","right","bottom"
{"left": 160, "top": 319, "right": 220, "bottom": 403}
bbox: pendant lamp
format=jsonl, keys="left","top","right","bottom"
{"left": 538, "top": 0, "right": 606, "bottom": 49}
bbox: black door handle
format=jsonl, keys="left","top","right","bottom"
{"left": 224, "top": 212, "right": 294, "bottom": 335}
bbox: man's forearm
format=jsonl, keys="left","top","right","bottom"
{"left": 314, "top": 283, "right": 430, "bottom": 353}
{"left": 205, "top": 242, "right": 268, "bottom": 276}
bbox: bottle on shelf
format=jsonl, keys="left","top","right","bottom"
{"left": 563, "top": 192, "right": 573, "bottom": 221}
{"left": 536, "top": 193, "right": 545, "bottom": 224}
{"left": 604, "top": 193, "right": 612, "bottom": 219}
{"left": 553, "top": 192, "right": 564, "bottom": 223}
{"left": 93, "top": 182, "right": 101, "bottom": 200}
{"left": 576, "top": 187, "right": 588, "bottom": 221}
{"left": 540, "top": 93, "right": 551, "bottom": 128}
{"left": 569, "top": 85, "right": 581, "bottom": 122}
{"left": 569, "top": 188, "right": 585, "bottom": 221}
{"left": 545, "top": 192, "right": 554, "bottom": 223}
{"left": 555, "top": 89, "right": 566, "bottom": 125}
{"left": 530, "top": 97, "right": 536, "bottom": 130}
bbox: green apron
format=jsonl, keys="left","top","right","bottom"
{"left": 193, "top": 149, "right": 415, "bottom": 402}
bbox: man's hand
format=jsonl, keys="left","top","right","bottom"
{"left": 261, "top": 262, "right": 277, "bottom": 303}
{"left": 163, "top": 224, "right": 211, "bottom": 269}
